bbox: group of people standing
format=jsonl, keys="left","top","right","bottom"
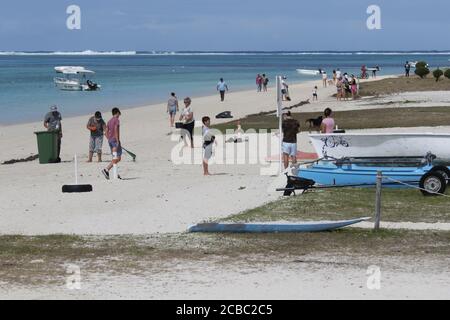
{"left": 43, "top": 105, "right": 124, "bottom": 180}
{"left": 167, "top": 93, "right": 215, "bottom": 175}
{"left": 335, "top": 70, "right": 358, "bottom": 101}
{"left": 256, "top": 74, "right": 269, "bottom": 92}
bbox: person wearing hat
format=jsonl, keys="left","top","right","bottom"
{"left": 86, "top": 111, "right": 106, "bottom": 163}
{"left": 43, "top": 105, "right": 63, "bottom": 162}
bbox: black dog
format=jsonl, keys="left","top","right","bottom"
{"left": 305, "top": 116, "right": 323, "bottom": 131}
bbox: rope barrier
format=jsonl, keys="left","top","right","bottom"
{"left": 382, "top": 176, "right": 450, "bottom": 198}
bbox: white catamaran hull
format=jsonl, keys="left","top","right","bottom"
{"left": 309, "top": 133, "right": 450, "bottom": 159}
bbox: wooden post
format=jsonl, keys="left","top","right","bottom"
{"left": 374, "top": 171, "right": 383, "bottom": 230}
{"left": 276, "top": 76, "right": 283, "bottom": 174}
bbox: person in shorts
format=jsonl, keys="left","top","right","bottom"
{"left": 282, "top": 111, "right": 300, "bottom": 170}
{"left": 167, "top": 92, "right": 179, "bottom": 127}
{"left": 102, "top": 108, "right": 122, "bottom": 180}
{"left": 87, "top": 111, "right": 106, "bottom": 162}
{"left": 202, "top": 116, "right": 216, "bottom": 176}
{"left": 312, "top": 86, "right": 318, "bottom": 101}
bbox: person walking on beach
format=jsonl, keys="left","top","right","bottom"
{"left": 256, "top": 74, "right": 262, "bottom": 92}
{"left": 312, "top": 86, "right": 318, "bottom": 101}
{"left": 282, "top": 111, "right": 300, "bottom": 170}
{"left": 167, "top": 92, "right": 179, "bottom": 128}
{"left": 202, "top": 116, "right": 216, "bottom": 176}
{"left": 87, "top": 111, "right": 106, "bottom": 163}
{"left": 281, "top": 76, "right": 291, "bottom": 101}
{"left": 217, "top": 78, "right": 229, "bottom": 102}
{"left": 322, "top": 71, "right": 328, "bottom": 88}
{"left": 320, "top": 108, "right": 335, "bottom": 134}
{"left": 405, "top": 61, "right": 411, "bottom": 77}
{"left": 102, "top": 108, "right": 122, "bottom": 180}
{"left": 332, "top": 70, "right": 337, "bottom": 84}
{"left": 44, "top": 105, "right": 62, "bottom": 163}
{"left": 262, "top": 74, "right": 269, "bottom": 92}
{"left": 180, "top": 97, "right": 195, "bottom": 148}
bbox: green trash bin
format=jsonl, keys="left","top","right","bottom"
{"left": 34, "top": 131, "right": 59, "bottom": 164}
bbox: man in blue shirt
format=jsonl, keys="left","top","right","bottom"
{"left": 217, "top": 78, "right": 229, "bottom": 102}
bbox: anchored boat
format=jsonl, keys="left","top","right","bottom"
{"left": 54, "top": 66, "right": 101, "bottom": 91}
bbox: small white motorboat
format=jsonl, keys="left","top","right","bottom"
{"left": 54, "top": 66, "right": 101, "bottom": 91}
{"left": 296, "top": 69, "right": 321, "bottom": 76}
{"left": 309, "top": 133, "right": 450, "bottom": 159}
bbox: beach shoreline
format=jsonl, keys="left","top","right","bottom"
{"left": 3, "top": 73, "right": 450, "bottom": 237}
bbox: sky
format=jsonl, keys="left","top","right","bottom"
{"left": 1, "top": 0, "right": 450, "bottom": 51}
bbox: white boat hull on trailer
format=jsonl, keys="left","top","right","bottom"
{"left": 309, "top": 133, "right": 450, "bottom": 159}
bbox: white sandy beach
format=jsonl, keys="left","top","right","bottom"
{"left": 0, "top": 79, "right": 324, "bottom": 235}
{"left": 1, "top": 76, "right": 450, "bottom": 300}
{"left": 1, "top": 76, "right": 450, "bottom": 235}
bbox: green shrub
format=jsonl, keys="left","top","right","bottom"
{"left": 445, "top": 69, "right": 450, "bottom": 80}
{"left": 433, "top": 68, "right": 444, "bottom": 82}
{"left": 416, "top": 61, "right": 428, "bottom": 69}
{"left": 415, "top": 66, "right": 430, "bottom": 79}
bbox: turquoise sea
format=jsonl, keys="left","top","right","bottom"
{"left": 1, "top": 51, "right": 450, "bottom": 124}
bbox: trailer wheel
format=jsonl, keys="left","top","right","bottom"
{"left": 62, "top": 184, "right": 93, "bottom": 193}
{"left": 419, "top": 172, "right": 446, "bottom": 196}
{"left": 430, "top": 166, "right": 450, "bottom": 186}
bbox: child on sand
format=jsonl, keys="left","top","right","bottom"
{"left": 202, "top": 116, "right": 216, "bottom": 176}
{"left": 312, "top": 86, "right": 318, "bottom": 101}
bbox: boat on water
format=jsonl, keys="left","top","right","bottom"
{"left": 296, "top": 69, "right": 321, "bottom": 76}
{"left": 54, "top": 66, "right": 101, "bottom": 91}
{"left": 288, "top": 154, "right": 450, "bottom": 196}
{"left": 309, "top": 133, "right": 450, "bottom": 159}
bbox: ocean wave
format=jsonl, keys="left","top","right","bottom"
{"left": 0, "top": 50, "right": 137, "bottom": 56}
{"left": 1, "top": 50, "right": 449, "bottom": 56}
{"left": 140, "top": 51, "right": 450, "bottom": 56}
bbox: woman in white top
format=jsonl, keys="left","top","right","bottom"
{"left": 179, "top": 97, "right": 195, "bottom": 148}
{"left": 322, "top": 72, "right": 328, "bottom": 88}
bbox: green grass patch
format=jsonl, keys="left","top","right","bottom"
{"left": 212, "top": 107, "right": 450, "bottom": 132}
{"left": 358, "top": 76, "right": 450, "bottom": 97}
{"left": 224, "top": 188, "right": 450, "bottom": 223}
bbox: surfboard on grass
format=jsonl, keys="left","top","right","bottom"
{"left": 188, "top": 217, "right": 371, "bottom": 233}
